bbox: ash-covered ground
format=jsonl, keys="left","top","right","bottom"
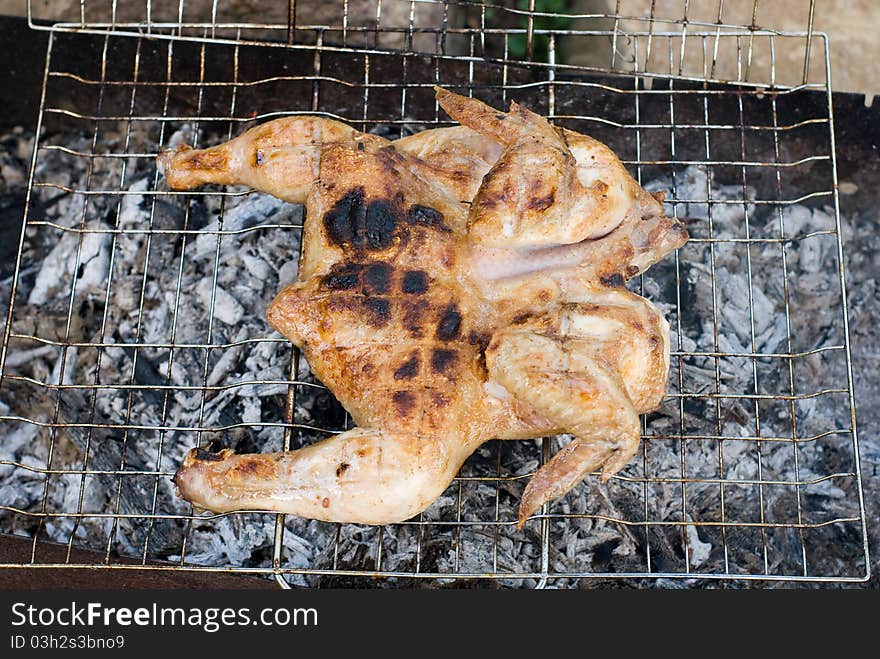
{"left": 0, "top": 117, "right": 872, "bottom": 587}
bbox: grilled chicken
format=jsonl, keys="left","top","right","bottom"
{"left": 161, "top": 88, "right": 688, "bottom": 527}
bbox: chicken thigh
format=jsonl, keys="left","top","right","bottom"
{"left": 161, "top": 89, "right": 688, "bottom": 527}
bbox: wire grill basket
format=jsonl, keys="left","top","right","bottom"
{"left": 1, "top": 0, "right": 869, "bottom": 586}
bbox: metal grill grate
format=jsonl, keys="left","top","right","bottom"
{"left": 27, "top": 0, "right": 825, "bottom": 86}
{"left": 1, "top": 1, "right": 869, "bottom": 586}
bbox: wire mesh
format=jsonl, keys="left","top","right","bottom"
{"left": 27, "top": 1, "right": 823, "bottom": 86}
{"left": 0, "top": 1, "right": 869, "bottom": 586}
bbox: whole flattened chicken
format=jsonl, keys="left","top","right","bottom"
{"left": 161, "top": 88, "right": 688, "bottom": 527}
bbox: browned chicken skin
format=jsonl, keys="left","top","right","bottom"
{"left": 161, "top": 89, "right": 688, "bottom": 527}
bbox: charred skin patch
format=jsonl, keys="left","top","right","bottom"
{"left": 475, "top": 195, "right": 500, "bottom": 211}
{"left": 323, "top": 188, "right": 402, "bottom": 251}
{"left": 600, "top": 272, "right": 625, "bottom": 288}
{"left": 193, "top": 448, "right": 225, "bottom": 462}
{"left": 527, "top": 192, "right": 555, "bottom": 211}
{"left": 335, "top": 463, "right": 350, "bottom": 478}
{"left": 362, "top": 298, "right": 391, "bottom": 327}
{"left": 435, "top": 305, "right": 462, "bottom": 341}
{"left": 525, "top": 177, "right": 556, "bottom": 212}
{"left": 363, "top": 262, "right": 393, "bottom": 294}
{"left": 364, "top": 199, "right": 400, "bottom": 250}
{"left": 407, "top": 204, "right": 450, "bottom": 231}
{"left": 430, "top": 348, "right": 457, "bottom": 374}
{"left": 467, "top": 331, "right": 491, "bottom": 351}
{"left": 254, "top": 149, "right": 265, "bottom": 166}
{"left": 392, "top": 390, "right": 416, "bottom": 417}
{"left": 324, "top": 188, "right": 366, "bottom": 247}
{"left": 401, "top": 270, "right": 429, "bottom": 295}
{"left": 185, "top": 148, "right": 228, "bottom": 172}
{"left": 326, "top": 296, "right": 357, "bottom": 315}
{"left": 625, "top": 265, "right": 640, "bottom": 278}
{"left": 477, "top": 161, "right": 518, "bottom": 211}
{"left": 429, "top": 391, "right": 450, "bottom": 408}
{"left": 475, "top": 348, "right": 488, "bottom": 379}
{"left": 402, "top": 299, "right": 430, "bottom": 338}
{"left": 393, "top": 353, "right": 420, "bottom": 380}
{"left": 322, "top": 262, "right": 363, "bottom": 290}
{"left": 376, "top": 147, "right": 406, "bottom": 180}
{"left": 466, "top": 331, "right": 491, "bottom": 379}
{"left": 231, "top": 457, "right": 277, "bottom": 479}
{"left": 325, "top": 294, "right": 381, "bottom": 319}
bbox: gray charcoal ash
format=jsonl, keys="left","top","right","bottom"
{"left": 28, "top": 226, "right": 112, "bottom": 306}
{"left": 172, "top": 514, "right": 275, "bottom": 568}
{"left": 196, "top": 278, "right": 245, "bottom": 326}
{"left": 192, "top": 192, "right": 301, "bottom": 259}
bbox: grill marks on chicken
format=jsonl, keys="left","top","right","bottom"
{"left": 162, "top": 88, "right": 688, "bottom": 526}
